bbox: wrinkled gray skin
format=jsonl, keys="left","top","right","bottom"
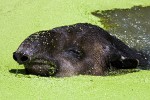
{"left": 13, "top": 23, "right": 148, "bottom": 77}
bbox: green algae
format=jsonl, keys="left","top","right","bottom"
{"left": 0, "top": 0, "right": 150, "bottom": 100}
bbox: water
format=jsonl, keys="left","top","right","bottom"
{"left": 92, "top": 6, "right": 150, "bottom": 69}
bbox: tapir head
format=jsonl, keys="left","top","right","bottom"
{"left": 13, "top": 27, "right": 95, "bottom": 77}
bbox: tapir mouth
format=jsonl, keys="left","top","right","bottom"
{"left": 24, "top": 59, "right": 58, "bottom": 76}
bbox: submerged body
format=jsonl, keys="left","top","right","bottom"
{"left": 13, "top": 23, "right": 148, "bottom": 77}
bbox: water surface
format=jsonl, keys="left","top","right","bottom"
{"left": 92, "top": 6, "right": 150, "bottom": 69}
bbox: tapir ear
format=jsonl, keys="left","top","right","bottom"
{"left": 122, "top": 59, "right": 139, "bottom": 69}
{"left": 110, "top": 58, "right": 139, "bottom": 69}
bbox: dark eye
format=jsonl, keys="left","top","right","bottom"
{"left": 69, "top": 49, "right": 80, "bottom": 55}
{"left": 68, "top": 48, "right": 84, "bottom": 59}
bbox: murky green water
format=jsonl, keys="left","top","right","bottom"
{"left": 92, "top": 6, "right": 150, "bottom": 69}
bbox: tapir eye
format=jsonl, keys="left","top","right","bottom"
{"left": 68, "top": 48, "right": 84, "bottom": 59}
{"left": 69, "top": 49, "right": 80, "bottom": 55}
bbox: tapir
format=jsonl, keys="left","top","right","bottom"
{"left": 13, "top": 23, "right": 147, "bottom": 77}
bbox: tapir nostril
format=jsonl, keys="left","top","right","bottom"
{"left": 20, "top": 55, "right": 29, "bottom": 62}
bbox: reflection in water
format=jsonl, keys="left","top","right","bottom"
{"left": 92, "top": 6, "right": 150, "bottom": 69}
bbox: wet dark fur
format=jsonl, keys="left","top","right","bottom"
{"left": 13, "top": 23, "right": 148, "bottom": 77}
